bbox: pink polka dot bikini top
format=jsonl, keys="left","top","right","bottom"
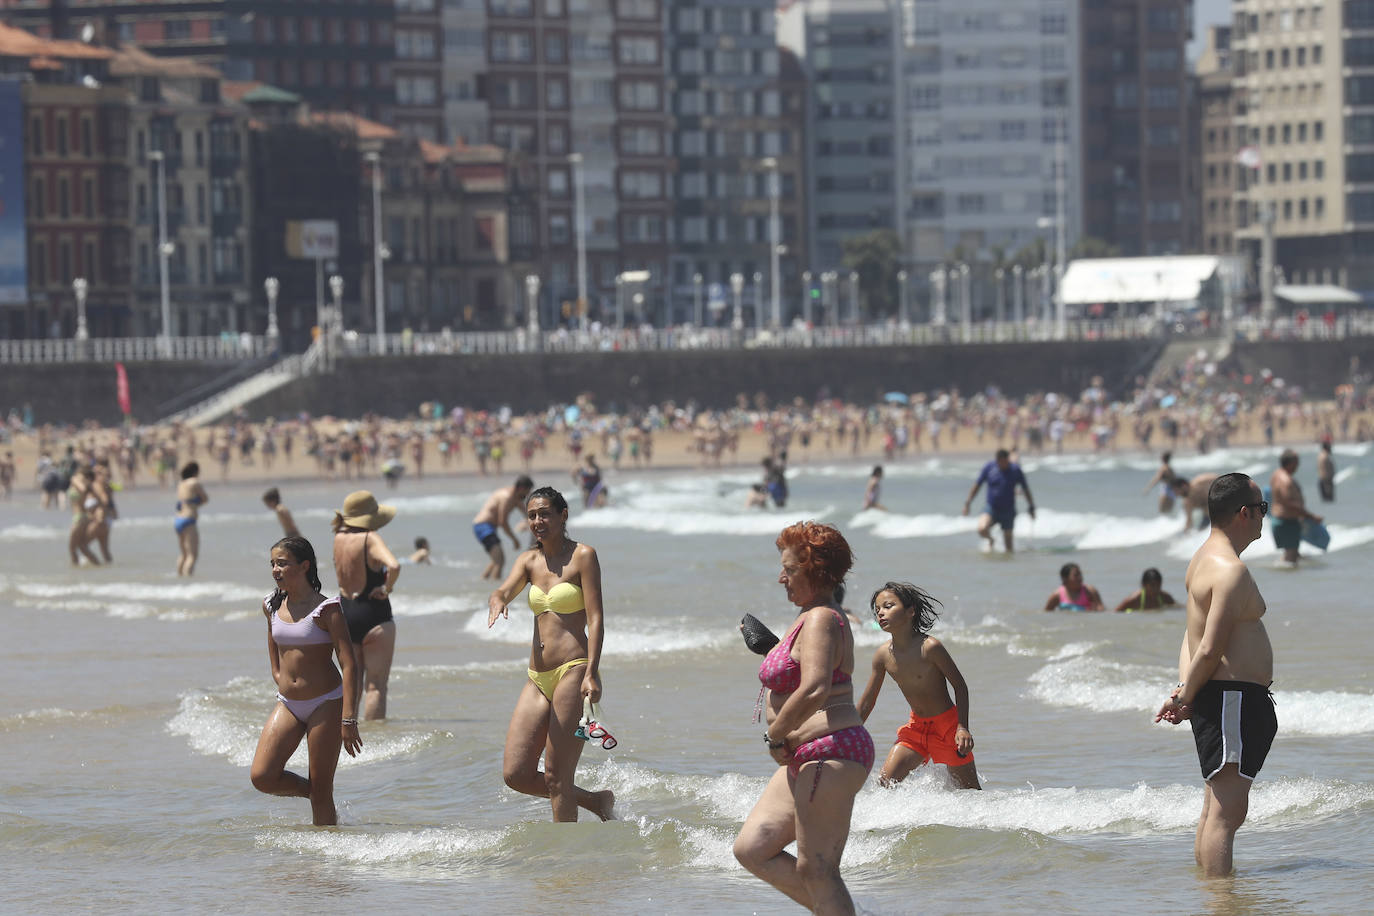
{"left": 758, "top": 608, "right": 852, "bottom": 694}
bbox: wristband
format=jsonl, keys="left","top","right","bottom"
{"left": 764, "top": 732, "right": 786, "bottom": 749}
{"left": 342, "top": 718, "right": 358, "bottom": 727}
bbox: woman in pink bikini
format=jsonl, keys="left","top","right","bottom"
{"left": 735, "top": 521, "right": 873, "bottom": 916}
{"left": 250, "top": 536, "right": 362, "bottom": 826}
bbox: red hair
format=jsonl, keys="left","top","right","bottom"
{"left": 775, "top": 521, "right": 853, "bottom": 598}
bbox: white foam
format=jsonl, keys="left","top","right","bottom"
{"left": 1072, "top": 513, "right": 1188, "bottom": 550}
{"left": 573, "top": 504, "right": 836, "bottom": 535}
{"left": 1332, "top": 442, "right": 1371, "bottom": 457}
{"left": 864, "top": 513, "right": 979, "bottom": 539}
{"left": 1027, "top": 653, "right": 1169, "bottom": 713}
{"left": 461, "top": 609, "right": 733, "bottom": 655}
{"left": 1271, "top": 690, "right": 1374, "bottom": 736}
{"left": 0, "top": 523, "right": 62, "bottom": 542}
{"left": 256, "top": 825, "right": 508, "bottom": 863}
{"left": 394, "top": 593, "right": 493, "bottom": 618}
{"left": 1165, "top": 523, "right": 1374, "bottom": 561}
{"left": 1333, "top": 466, "right": 1357, "bottom": 484}
{"left": 15, "top": 579, "right": 262, "bottom": 604}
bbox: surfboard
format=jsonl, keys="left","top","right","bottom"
{"left": 1301, "top": 519, "right": 1330, "bottom": 550}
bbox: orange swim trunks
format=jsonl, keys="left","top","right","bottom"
{"left": 894, "top": 705, "right": 973, "bottom": 767}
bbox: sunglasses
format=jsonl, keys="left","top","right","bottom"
{"left": 575, "top": 698, "right": 618, "bottom": 750}
{"left": 1243, "top": 501, "right": 1270, "bottom": 518}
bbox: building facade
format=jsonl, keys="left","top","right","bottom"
{"left": 1079, "top": 0, "right": 1192, "bottom": 256}
{"left": 1195, "top": 25, "right": 1236, "bottom": 256}
{"left": 394, "top": 0, "right": 443, "bottom": 141}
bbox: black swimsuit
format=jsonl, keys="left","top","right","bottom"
{"left": 340, "top": 532, "right": 393, "bottom": 643}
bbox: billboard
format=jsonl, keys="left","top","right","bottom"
{"left": 0, "top": 80, "right": 26, "bottom": 305}
{"left": 285, "top": 219, "right": 339, "bottom": 259}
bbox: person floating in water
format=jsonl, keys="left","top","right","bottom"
{"left": 1114, "top": 567, "right": 1179, "bottom": 612}
{"left": 1044, "top": 562, "right": 1104, "bottom": 611}
{"left": 858, "top": 582, "right": 980, "bottom": 789}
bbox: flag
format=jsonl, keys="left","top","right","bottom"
{"left": 115, "top": 362, "right": 131, "bottom": 415}
{"left": 1235, "top": 146, "right": 1261, "bottom": 169}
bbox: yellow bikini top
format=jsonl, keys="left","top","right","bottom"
{"left": 529, "top": 581, "right": 585, "bottom": 615}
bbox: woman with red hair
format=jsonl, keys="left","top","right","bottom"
{"left": 735, "top": 521, "right": 873, "bottom": 915}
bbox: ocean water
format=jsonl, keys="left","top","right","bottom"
{"left": 3, "top": 444, "right": 1372, "bottom": 915}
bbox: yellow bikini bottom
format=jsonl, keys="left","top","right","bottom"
{"left": 527, "top": 658, "right": 588, "bottom": 702}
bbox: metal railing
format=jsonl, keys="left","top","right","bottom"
{"left": 0, "top": 334, "right": 274, "bottom": 364}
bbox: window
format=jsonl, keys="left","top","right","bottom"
{"left": 1147, "top": 125, "right": 1180, "bottom": 147}
{"left": 546, "top": 79, "right": 566, "bottom": 109}
{"left": 491, "top": 31, "right": 533, "bottom": 62}
{"left": 56, "top": 117, "right": 68, "bottom": 156}
{"left": 1147, "top": 86, "right": 1179, "bottom": 108}
{"left": 58, "top": 177, "right": 69, "bottom": 219}
{"left": 83, "top": 177, "right": 94, "bottom": 219}
{"left": 617, "top": 0, "right": 656, "bottom": 20}
{"left": 80, "top": 119, "right": 92, "bottom": 157}
{"left": 618, "top": 80, "right": 660, "bottom": 110}
{"left": 30, "top": 116, "right": 42, "bottom": 156}
{"left": 619, "top": 170, "right": 661, "bottom": 198}
{"left": 618, "top": 36, "right": 658, "bottom": 65}
{"left": 547, "top": 124, "right": 567, "bottom": 155}
{"left": 620, "top": 126, "right": 662, "bottom": 155}
{"left": 545, "top": 33, "right": 565, "bottom": 63}
{"left": 550, "top": 214, "right": 570, "bottom": 244}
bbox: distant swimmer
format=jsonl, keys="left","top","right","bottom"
{"left": 262, "top": 487, "right": 300, "bottom": 538}
{"left": 761, "top": 453, "right": 789, "bottom": 508}
{"left": 1155, "top": 472, "right": 1277, "bottom": 878}
{"left": 1045, "top": 562, "right": 1105, "bottom": 611}
{"left": 251, "top": 536, "right": 361, "bottom": 826}
{"left": 1316, "top": 440, "right": 1335, "bottom": 502}
{"left": 1269, "top": 449, "right": 1322, "bottom": 567}
{"left": 1173, "top": 472, "right": 1218, "bottom": 533}
{"left": 409, "top": 536, "right": 432, "bottom": 565}
{"left": 473, "top": 475, "right": 534, "bottom": 580}
{"left": 745, "top": 483, "right": 770, "bottom": 509}
{"left": 962, "top": 448, "right": 1036, "bottom": 553}
{"left": 1143, "top": 451, "right": 1181, "bottom": 513}
{"left": 487, "top": 486, "right": 613, "bottom": 822}
{"left": 1114, "top": 567, "right": 1179, "bottom": 612}
{"left": 862, "top": 465, "right": 887, "bottom": 511}
{"left": 174, "top": 461, "right": 209, "bottom": 576}
{"left": 857, "top": 582, "right": 980, "bottom": 789}
{"left": 573, "top": 454, "right": 605, "bottom": 508}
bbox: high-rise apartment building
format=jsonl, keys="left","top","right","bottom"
{"left": 1195, "top": 25, "right": 1236, "bottom": 255}
{"left": 3, "top": 1, "right": 397, "bottom": 122}
{"left": 792, "top": 0, "right": 901, "bottom": 275}
{"left": 1079, "top": 0, "right": 1192, "bottom": 256}
{"left": 1230, "top": 0, "right": 1355, "bottom": 287}
{"left": 667, "top": 0, "right": 805, "bottom": 325}
{"left": 394, "top": 0, "right": 443, "bottom": 140}
{"left": 901, "top": 1, "right": 1081, "bottom": 277}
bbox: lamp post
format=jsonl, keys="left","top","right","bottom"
{"left": 328, "top": 273, "right": 344, "bottom": 339}
{"left": 569, "top": 152, "right": 587, "bottom": 330}
{"left": 802, "top": 270, "right": 812, "bottom": 326}
{"left": 149, "top": 150, "right": 172, "bottom": 346}
{"left": 958, "top": 263, "right": 971, "bottom": 337}
{"left": 753, "top": 271, "right": 763, "bottom": 331}
{"left": 264, "top": 276, "right": 280, "bottom": 340}
{"left": 994, "top": 268, "right": 1005, "bottom": 323}
{"left": 897, "top": 270, "right": 909, "bottom": 327}
{"left": 72, "top": 276, "right": 88, "bottom": 341}
{"left": 326, "top": 274, "right": 343, "bottom": 369}
{"left": 1012, "top": 264, "right": 1024, "bottom": 325}
{"left": 849, "top": 270, "right": 860, "bottom": 325}
{"left": 930, "top": 268, "right": 947, "bottom": 325}
{"left": 364, "top": 151, "right": 386, "bottom": 351}
{"left": 729, "top": 272, "right": 744, "bottom": 330}
{"left": 822, "top": 271, "right": 838, "bottom": 326}
{"left": 692, "top": 272, "right": 703, "bottom": 327}
{"left": 525, "top": 273, "right": 541, "bottom": 337}
{"left": 762, "top": 156, "right": 781, "bottom": 328}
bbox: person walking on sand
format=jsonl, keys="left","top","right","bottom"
{"left": 473, "top": 475, "right": 534, "bottom": 580}
{"left": 1155, "top": 472, "right": 1277, "bottom": 878}
{"left": 857, "top": 582, "right": 979, "bottom": 789}
{"left": 487, "top": 486, "right": 614, "bottom": 822}
{"left": 962, "top": 448, "right": 1036, "bottom": 553}
{"left": 1269, "top": 449, "right": 1321, "bottom": 567}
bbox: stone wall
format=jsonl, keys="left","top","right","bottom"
{"left": 0, "top": 361, "right": 238, "bottom": 427}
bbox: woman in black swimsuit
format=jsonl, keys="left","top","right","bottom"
{"left": 331, "top": 490, "right": 400, "bottom": 720}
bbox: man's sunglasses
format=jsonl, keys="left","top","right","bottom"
{"left": 1243, "top": 501, "right": 1269, "bottom": 518}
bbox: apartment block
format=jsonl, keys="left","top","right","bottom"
{"left": 667, "top": 0, "right": 805, "bottom": 325}
{"left": 394, "top": 0, "right": 443, "bottom": 141}
{"left": 1231, "top": 0, "right": 1360, "bottom": 287}
{"left": 902, "top": 1, "right": 1081, "bottom": 276}
{"left": 1195, "top": 25, "right": 1236, "bottom": 255}
{"left": 1079, "top": 0, "right": 1192, "bottom": 256}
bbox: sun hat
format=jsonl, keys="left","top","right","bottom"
{"left": 335, "top": 490, "right": 396, "bottom": 531}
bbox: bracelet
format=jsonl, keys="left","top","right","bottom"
{"left": 341, "top": 718, "right": 358, "bottom": 727}
{"left": 764, "top": 732, "right": 786, "bottom": 749}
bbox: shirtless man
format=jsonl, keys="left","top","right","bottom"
{"left": 472, "top": 474, "right": 533, "bottom": 579}
{"left": 1154, "top": 472, "right": 1277, "bottom": 878}
{"left": 262, "top": 487, "right": 300, "bottom": 538}
{"left": 1171, "top": 472, "right": 1218, "bottom": 533}
{"left": 1269, "top": 449, "right": 1321, "bottom": 567}
{"left": 1316, "top": 440, "right": 1335, "bottom": 503}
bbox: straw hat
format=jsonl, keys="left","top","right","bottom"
{"left": 337, "top": 490, "right": 396, "bottom": 530}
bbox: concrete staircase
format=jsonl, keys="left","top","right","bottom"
{"left": 1147, "top": 335, "right": 1229, "bottom": 385}
{"left": 160, "top": 341, "right": 322, "bottom": 427}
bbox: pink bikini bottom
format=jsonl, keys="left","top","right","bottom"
{"left": 789, "top": 725, "right": 875, "bottom": 800}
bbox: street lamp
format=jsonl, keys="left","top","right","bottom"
{"left": 849, "top": 270, "right": 860, "bottom": 325}
{"left": 897, "top": 270, "right": 909, "bottom": 327}
{"left": 328, "top": 274, "right": 344, "bottom": 335}
{"left": 994, "top": 268, "right": 1005, "bottom": 323}
{"left": 729, "top": 272, "right": 744, "bottom": 330}
{"left": 569, "top": 152, "right": 587, "bottom": 329}
{"left": 802, "top": 270, "right": 812, "bottom": 327}
{"left": 692, "top": 272, "right": 703, "bottom": 327}
{"left": 149, "top": 150, "right": 172, "bottom": 345}
{"left": 958, "top": 263, "right": 971, "bottom": 335}
{"left": 762, "top": 156, "right": 781, "bottom": 328}
{"left": 930, "top": 268, "right": 947, "bottom": 326}
{"left": 753, "top": 271, "right": 763, "bottom": 331}
{"left": 72, "top": 277, "right": 89, "bottom": 341}
{"left": 364, "top": 151, "right": 386, "bottom": 351}
{"left": 525, "top": 273, "right": 541, "bottom": 335}
{"left": 264, "top": 276, "right": 280, "bottom": 340}
{"left": 1012, "top": 264, "right": 1024, "bottom": 324}
{"left": 822, "top": 271, "right": 838, "bottom": 326}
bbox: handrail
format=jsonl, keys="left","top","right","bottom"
{"left": 0, "top": 334, "right": 274, "bottom": 364}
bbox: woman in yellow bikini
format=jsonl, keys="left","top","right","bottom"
{"left": 487, "top": 485, "right": 614, "bottom": 822}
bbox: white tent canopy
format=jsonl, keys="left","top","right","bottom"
{"left": 1273, "top": 284, "right": 1362, "bottom": 306}
{"left": 1060, "top": 256, "right": 1221, "bottom": 306}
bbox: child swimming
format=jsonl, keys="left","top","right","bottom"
{"left": 1113, "top": 567, "right": 1177, "bottom": 612}
{"left": 857, "top": 582, "right": 980, "bottom": 789}
{"left": 1044, "top": 562, "right": 1104, "bottom": 611}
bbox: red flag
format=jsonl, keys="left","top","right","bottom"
{"left": 115, "top": 362, "right": 132, "bottom": 415}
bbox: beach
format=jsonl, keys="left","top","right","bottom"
{"left": 2, "top": 436, "right": 1372, "bottom": 914}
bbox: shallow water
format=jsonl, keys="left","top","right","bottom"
{"left": 3, "top": 443, "right": 1372, "bottom": 914}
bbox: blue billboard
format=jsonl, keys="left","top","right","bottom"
{"left": 0, "top": 80, "right": 27, "bottom": 305}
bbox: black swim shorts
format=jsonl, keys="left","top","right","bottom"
{"left": 1189, "top": 680, "right": 1277, "bottom": 781}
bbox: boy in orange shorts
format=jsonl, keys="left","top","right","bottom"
{"left": 857, "top": 581, "right": 981, "bottom": 789}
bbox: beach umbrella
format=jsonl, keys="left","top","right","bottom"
{"left": 884, "top": 392, "right": 909, "bottom": 405}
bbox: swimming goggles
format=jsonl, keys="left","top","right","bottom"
{"left": 575, "top": 697, "right": 618, "bottom": 750}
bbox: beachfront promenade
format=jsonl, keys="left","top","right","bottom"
{"left": 3, "top": 313, "right": 1374, "bottom": 365}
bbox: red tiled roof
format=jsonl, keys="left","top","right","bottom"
{"left": 0, "top": 22, "right": 113, "bottom": 61}
{"left": 311, "top": 111, "right": 398, "bottom": 140}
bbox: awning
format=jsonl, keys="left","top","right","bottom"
{"left": 1060, "top": 256, "right": 1221, "bottom": 305}
{"left": 1273, "top": 284, "right": 1363, "bottom": 306}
